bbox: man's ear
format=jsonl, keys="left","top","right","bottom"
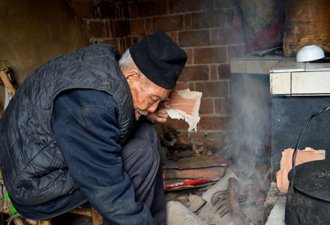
{"left": 123, "top": 69, "right": 140, "bottom": 84}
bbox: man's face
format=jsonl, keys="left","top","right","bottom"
{"left": 122, "top": 66, "right": 172, "bottom": 119}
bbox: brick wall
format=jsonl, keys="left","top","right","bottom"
{"left": 69, "top": 0, "right": 246, "bottom": 148}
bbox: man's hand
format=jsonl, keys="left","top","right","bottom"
{"left": 146, "top": 101, "right": 171, "bottom": 123}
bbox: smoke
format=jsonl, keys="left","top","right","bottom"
{"left": 230, "top": 73, "right": 271, "bottom": 174}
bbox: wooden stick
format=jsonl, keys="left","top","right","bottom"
{"left": 227, "top": 178, "right": 249, "bottom": 225}
{"left": 0, "top": 104, "right": 3, "bottom": 118}
{"left": 0, "top": 70, "right": 16, "bottom": 97}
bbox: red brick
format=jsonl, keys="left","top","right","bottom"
{"left": 215, "top": 99, "right": 231, "bottom": 114}
{"left": 200, "top": 99, "right": 214, "bottom": 114}
{"left": 210, "top": 65, "right": 218, "bottom": 80}
{"left": 124, "top": 36, "right": 132, "bottom": 50}
{"left": 138, "top": 0, "right": 168, "bottom": 18}
{"left": 190, "top": 132, "right": 205, "bottom": 138}
{"left": 202, "top": 139, "right": 226, "bottom": 145}
{"left": 130, "top": 19, "right": 145, "bottom": 35}
{"left": 123, "top": 2, "right": 130, "bottom": 19}
{"left": 199, "top": 116, "right": 230, "bottom": 130}
{"left": 138, "top": 35, "right": 145, "bottom": 42}
{"left": 163, "top": 167, "right": 224, "bottom": 179}
{"left": 67, "top": 0, "right": 94, "bottom": 18}
{"left": 132, "top": 36, "right": 139, "bottom": 44}
{"left": 194, "top": 47, "right": 227, "bottom": 64}
{"left": 184, "top": 14, "right": 192, "bottom": 30}
{"left": 170, "top": 32, "right": 178, "bottom": 43}
{"left": 116, "top": 2, "right": 130, "bottom": 19}
{"left": 214, "top": 0, "right": 237, "bottom": 9}
{"left": 218, "top": 26, "right": 245, "bottom": 45}
{"left": 179, "top": 66, "right": 209, "bottom": 82}
{"left": 169, "top": 0, "right": 175, "bottom": 14}
{"left": 222, "top": 99, "right": 231, "bottom": 114}
{"left": 206, "top": 0, "right": 214, "bottom": 10}
{"left": 226, "top": 9, "right": 234, "bottom": 26}
{"left": 196, "top": 81, "right": 228, "bottom": 97}
{"left": 169, "top": 0, "right": 207, "bottom": 13}
{"left": 146, "top": 18, "right": 152, "bottom": 34}
{"left": 179, "top": 137, "right": 191, "bottom": 144}
{"left": 175, "top": 83, "right": 188, "bottom": 90}
{"left": 228, "top": 45, "right": 245, "bottom": 59}
{"left": 110, "top": 20, "right": 130, "bottom": 38}
{"left": 218, "top": 64, "right": 230, "bottom": 80}
{"left": 185, "top": 49, "right": 193, "bottom": 65}
{"left": 178, "top": 30, "right": 210, "bottom": 48}
{"left": 210, "top": 29, "right": 219, "bottom": 45}
{"left": 89, "top": 21, "right": 109, "bottom": 38}
{"left": 188, "top": 83, "right": 195, "bottom": 91}
{"left": 119, "top": 38, "right": 125, "bottom": 54}
{"left": 207, "top": 132, "right": 224, "bottom": 139}
{"left": 214, "top": 99, "right": 221, "bottom": 114}
{"left": 153, "top": 15, "right": 184, "bottom": 32}
{"left": 234, "top": 8, "right": 242, "bottom": 26}
{"left": 192, "top": 11, "right": 226, "bottom": 29}
{"left": 166, "top": 118, "right": 189, "bottom": 131}
{"left": 130, "top": 3, "right": 138, "bottom": 19}
{"left": 84, "top": 20, "right": 88, "bottom": 30}
{"left": 102, "top": 39, "right": 119, "bottom": 49}
{"left": 97, "top": 2, "right": 116, "bottom": 19}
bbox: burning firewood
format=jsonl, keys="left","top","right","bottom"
{"left": 227, "top": 178, "right": 253, "bottom": 225}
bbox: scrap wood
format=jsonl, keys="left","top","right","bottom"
{"left": 201, "top": 148, "right": 208, "bottom": 156}
{"left": 169, "top": 155, "right": 226, "bottom": 169}
{"left": 189, "top": 194, "right": 206, "bottom": 212}
{"left": 276, "top": 147, "right": 325, "bottom": 192}
{"left": 179, "top": 137, "right": 190, "bottom": 144}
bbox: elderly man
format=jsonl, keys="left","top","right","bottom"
{"left": 0, "top": 29, "right": 187, "bottom": 225}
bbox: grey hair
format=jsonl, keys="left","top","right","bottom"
{"left": 119, "top": 49, "right": 133, "bottom": 71}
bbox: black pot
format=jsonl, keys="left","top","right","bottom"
{"left": 286, "top": 159, "right": 330, "bottom": 225}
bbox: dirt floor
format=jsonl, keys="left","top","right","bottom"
{"left": 1, "top": 163, "right": 269, "bottom": 225}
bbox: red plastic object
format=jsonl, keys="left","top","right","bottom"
{"left": 164, "top": 179, "right": 213, "bottom": 190}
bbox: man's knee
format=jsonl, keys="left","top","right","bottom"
{"left": 121, "top": 139, "right": 160, "bottom": 171}
{"left": 130, "top": 122, "right": 159, "bottom": 143}
{"left": 135, "top": 140, "right": 159, "bottom": 168}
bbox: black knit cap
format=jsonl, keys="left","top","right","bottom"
{"left": 129, "top": 29, "right": 187, "bottom": 89}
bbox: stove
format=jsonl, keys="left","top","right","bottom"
{"left": 270, "top": 57, "right": 330, "bottom": 181}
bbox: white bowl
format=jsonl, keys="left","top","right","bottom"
{"left": 296, "top": 45, "right": 325, "bottom": 62}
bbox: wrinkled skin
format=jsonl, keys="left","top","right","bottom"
{"left": 122, "top": 63, "right": 172, "bottom": 123}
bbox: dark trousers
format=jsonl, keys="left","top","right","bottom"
{"left": 102, "top": 121, "right": 166, "bottom": 225}
{"left": 12, "top": 121, "right": 166, "bottom": 224}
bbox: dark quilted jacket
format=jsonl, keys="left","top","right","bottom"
{"left": 0, "top": 44, "right": 135, "bottom": 206}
